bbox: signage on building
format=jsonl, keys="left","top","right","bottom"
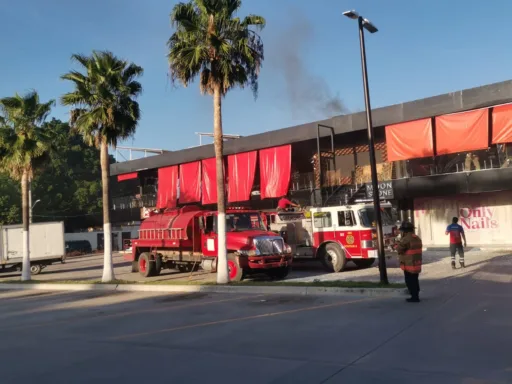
{"left": 459, "top": 206, "right": 498, "bottom": 231}
{"left": 141, "top": 207, "right": 157, "bottom": 219}
{"left": 365, "top": 181, "right": 394, "bottom": 200}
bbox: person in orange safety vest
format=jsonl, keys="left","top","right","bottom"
{"left": 395, "top": 221, "right": 423, "bottom": 303}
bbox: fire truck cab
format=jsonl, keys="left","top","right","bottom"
{"left": 263, "top": 203, "right": 396, "bottom": 272}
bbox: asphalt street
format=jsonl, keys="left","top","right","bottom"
{"left": 0, "top": 254, "right": 511, "bottom": 384}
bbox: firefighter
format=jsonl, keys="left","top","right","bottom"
{"left": 396, "top": 221, "right": 423, "bottom": 303}
{"left": 277, "top": 194, "right": 300, "bottom": 212}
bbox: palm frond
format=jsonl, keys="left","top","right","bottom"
{"left": 61, "top": 51, "right": 143, "bottom": 149}
{"left": 168, "top": 0, "right": 265, "bottom": 99}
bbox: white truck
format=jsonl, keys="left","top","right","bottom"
{"left": 0, "top": 221, "right": 66, "bottom": 275}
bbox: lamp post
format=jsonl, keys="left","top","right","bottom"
{"left": 343, "top": 10, "right": 388, "bottom": 284}
{"left": 30, "top": 199, "right": 41, "bottom": 224}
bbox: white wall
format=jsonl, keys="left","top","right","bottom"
{"left": 65, "top": 226, "right": 139, "bottom": 251}
{"left": 414, "top": 191, "right": 512, "bottom": 247}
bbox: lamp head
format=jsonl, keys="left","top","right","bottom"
{"left": 342, "top": 10, "right": 359, "bottom": 19}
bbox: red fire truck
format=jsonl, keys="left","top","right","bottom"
{"left": 127, "top": 206, "right": 293, "bottom": 281}
{"left": 263, "top": 203, "right": 397, "bottom": 272}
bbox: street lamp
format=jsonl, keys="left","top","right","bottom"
{"left": 30, "top": 199, "right": 41, "bottom": 224}
{"left": 343, "top": 10, "right": 388, "bottom": 285}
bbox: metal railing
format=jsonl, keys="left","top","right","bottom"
{"left": 138, "top": 228, "right": 185, "bottom": 240}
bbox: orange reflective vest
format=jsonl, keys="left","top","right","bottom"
{"left": 396, "top": 232, "right": 423, "bottom": 274}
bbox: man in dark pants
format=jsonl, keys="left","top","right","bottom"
{"left": 396, "top": 221, "right": 423, "bottom": 303}
{"left": 446, "top": 217, "right": 467, "bottom": 269}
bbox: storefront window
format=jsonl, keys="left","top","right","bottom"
{"left": 358, "top": 208, "right": 395, "bottom": 228}
{"left": 397, "top": 145, "right": 510, "bottom": 178}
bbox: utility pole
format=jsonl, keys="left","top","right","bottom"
{"left": 343, "top": 10, "right": 389, "bottom": 284}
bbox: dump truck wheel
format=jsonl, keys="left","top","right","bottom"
{"left": 138, "top": 253, "right": 154, "bottom": 278}
{"left": 30, "top": 264, "right": 42, "bottom": 275}
{"left": 322, "top": 243, "right": 347, "bottom": 273}
{"left": 154, "top": 255, "right": 162, "bottom": 276}
{"left": 227, "top": 254, "right": 243, "bottom": 282}
{"left": 353, "top": 259, "right": 375, "bottom": 269}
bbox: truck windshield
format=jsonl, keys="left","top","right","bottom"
{"left": 225, "top": 213, "right": 265, "bottom": 232}
{"left": 358, "top": 208, "right": 395, "bottom": 228}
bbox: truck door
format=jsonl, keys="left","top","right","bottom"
{"left": 201, "top": 214, "right": 217, "bottom": 257}
{"left": 335, "top": 210, "right": 361, "bottom": 258}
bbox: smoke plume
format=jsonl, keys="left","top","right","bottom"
{"left": 272, "top": 11, "right": 347, "bottom": 120}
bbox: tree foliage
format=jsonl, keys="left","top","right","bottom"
{"left": 168, "top": 0, "right": 265, "bottom": 97}
{"left": 0, "top": 119, "right": 115, "bottom": 229}
{"left": 60, "top": 51, "right": 143, "bottom": 148}
{"left": 0, "top": 91, "right": 55, "bottom": 180}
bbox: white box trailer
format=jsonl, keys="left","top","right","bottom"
{"left": 0, "top": 221, "right": 66, "bottom": 275}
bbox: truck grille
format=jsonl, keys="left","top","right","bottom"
{"left": 253, "top": 237, "right": 285, "bottom": 255}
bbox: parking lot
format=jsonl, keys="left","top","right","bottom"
{"left": 1, "top": 259, "right": 511, "bottom": 384}
{"left": 0, "top": 249, "right": 509, "bottom": 289}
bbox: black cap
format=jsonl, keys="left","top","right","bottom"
{"left": 399, "top": 221, "right": 415, "bottom": 232}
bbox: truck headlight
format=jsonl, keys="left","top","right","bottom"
{"left": 238, "top": 249, "right": 260, "bottom": 256}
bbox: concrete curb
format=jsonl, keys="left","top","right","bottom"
{"left": 0, "top": 283, "right": 406, "bottom": 297}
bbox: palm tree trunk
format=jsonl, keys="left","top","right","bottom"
{"left": 21, "top": 170, "right": 31, "bottom": 281}
{"left": 214, "top": 83, "right": 229, "bottom": 283}
{"left": 100, "top": 140, "right": 115, "bottom": 282}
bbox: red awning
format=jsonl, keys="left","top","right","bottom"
{"left": 179, "top": 162, "right": 201, "bottom": 203}
{"left": 228, "top": 151, "right": 257, "bottom": 203}
{"left": 157, "top": 166, "right": 178, "bottom": 209}
{"left": 492, "top": 104, "right": 512, "bottom": 144}
{"left": 435, "top": 109, "right": 489, "bottom": 155}
{"left": 259, "top": 145, "right": 291, "bottom": 199}
{"left": 385, "top": 119, "right": 434, "bottom": 161}
{"left": 201, "top": 158, "right": 218, "bottom": 205}
{"left": 117, "top": 172, "right": 138, "bottom": 182}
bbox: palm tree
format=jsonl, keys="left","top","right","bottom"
{"left": 61, "top": 51, "right": 143, "bottom": 282}
{"left": 168, "top": 0, "right": 265, "bottom": 283}
{"left": 0, "top": 91, "right": 55, "bottom": 281}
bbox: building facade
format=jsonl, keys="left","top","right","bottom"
{"left": 110, "top": 80, "right": 512, "bottom": 247}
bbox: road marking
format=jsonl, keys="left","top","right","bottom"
{"left": 110, "top": 297, "right": 375, "bottom": 341}
{"left": 0, "top": 293, "right": 265, "bottom": 332}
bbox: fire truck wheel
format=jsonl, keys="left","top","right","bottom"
{"left": 227, "top": 254, "right": 244, "bottom": 282}
{"left": 353, "top": 259, "right": 375, "bottom": 269}
{"left": 138, "top": 252, "right": 155, "bottom": 278}
{"left": 322, "top": 243, "right": 347, "bottom": 273}
{"left": 131, "top": 260, "right": 139, "bottom": 273}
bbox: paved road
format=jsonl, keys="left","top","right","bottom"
{"left": 0, "top": 252, "right": 511, "bottom": 383}
{"left": 2, "top": 249, "right": 510, "bottom": 287}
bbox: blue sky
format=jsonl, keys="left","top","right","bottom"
{"left": 1, "top": 0, "right": 511, "bottom": 153}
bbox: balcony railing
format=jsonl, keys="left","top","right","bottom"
{"left": 111, "top": 193, "right": 156, "bottom": 211}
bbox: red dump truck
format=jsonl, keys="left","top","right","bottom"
{"left": 127, "top": 206, "right": 293, "bottom": 281}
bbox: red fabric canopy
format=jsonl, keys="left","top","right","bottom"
{"left": 179, "top": 162, "right": 201, "bottom": 203}
{"left": 435, "top": 109, "right": 489, "bottom": 155}
{"left": 202, "top": 158, "right": 218, "bottom": 205}
{"left": 385, "top": 119, "right": 434, "bottom": 161}
{"left": 492, "top": 104, "right": 512, "bottom": 144}
{"left": 259, "top": 145, "right": 291, "bottom": 199}
{"left": 117, "top": 172, "right": 138, "bottom": 182}
{"left": 157, "top": 166, "right": 178, "bottom": 209}
{"left": 228, "top": 151, "right": 257, "bottom": 203}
